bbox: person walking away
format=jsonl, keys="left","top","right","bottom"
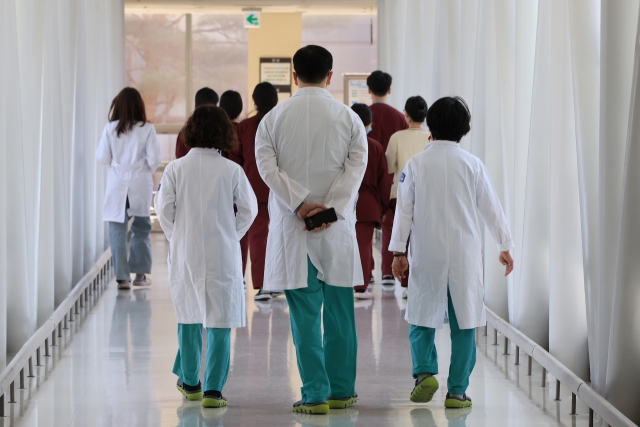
{"left": 390, "top": 97, "right": 514, "bottom": 408}
{"left": 366, "top": 70, "right": 409, "bottom": 289}
{"left": 234, "top": 82, "right": 280, "bottom": 301}
{"left": 155, "top": 106, "right": 258, "bottom": 408}
{"left": 175, "top": 87, "right": 219, "bottom": 159}
{"left": 350, "top": 103, "right": 391, "bottom": 300}
{"left": 219, "top": 89, "right": 251, "bottom": 275}
{"left": 219, "top": 90, "right": 243, "bottom": 125}
{"left": 386, "top": 96, "right": 430, "bottom": 299}
{"left": 96, "top": 87, "right": 160, "bottom": 290}
{"left": 256, "top": 45, "right": 367, "bottom": 414}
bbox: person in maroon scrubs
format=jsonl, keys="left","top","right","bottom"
{"left": 350, "top": 103, "right": 391, "bottom": 300}
{"left": 234, "top": 82, "right": 279, "bottom": 301}
{"left": 367, "top": 71, "right": 408, "bottom": 289}
{"left": 219, "top": 90, "right": 250, "bottom": 276}
{"left": 175, "top": 87, "right": 219, "bottom": 159}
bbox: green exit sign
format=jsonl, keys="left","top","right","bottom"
{"left": 243, "top": 11, "right": 261, "bottom": 28}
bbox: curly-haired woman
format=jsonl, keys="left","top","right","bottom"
{"left": 154, "top": 105, "right": 257, "bottom": 408}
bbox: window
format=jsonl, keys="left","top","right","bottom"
{"left": 125, "top": 14, "right": 187, "bottom": 125}
{"left": 192, "top": 15, "right": 249, "bottom": 116}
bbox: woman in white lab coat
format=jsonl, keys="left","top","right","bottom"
{"left": 96, "top": 87, "right": 160, "bottom": 289}
{"left": 390, "top": 97, "right": 514, "bottom": 409}
{"left": 155, "top": 106, "right": 257, "bottom": 408}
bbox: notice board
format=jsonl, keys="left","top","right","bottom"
{"left": 343, "top": 73, "right": 371, "bottom": 106}
{"left": 260, "top": 58, "right": 292, "bottom": 99}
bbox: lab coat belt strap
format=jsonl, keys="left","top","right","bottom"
{"left": 112, "top": 158, "right": 146, "bottom": 171}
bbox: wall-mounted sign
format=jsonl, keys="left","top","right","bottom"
{"left": 343, "top": 73, "right": 371, "bottom": 106}
{"left": 243, "top": 11, "right": 261, "bottom": 28}
{"left": 260, "top": 58, "right": 292, "bottom": 96}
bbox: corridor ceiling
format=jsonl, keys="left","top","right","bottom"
{"left": 125, "top": 0, "right": 377, "bottom": 14}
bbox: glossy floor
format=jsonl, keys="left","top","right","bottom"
{"left": 4, "top": 234, "right": 592, "bottom": 427}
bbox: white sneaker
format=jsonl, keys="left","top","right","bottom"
{"left": 133, "top": 275, "right": 152, "bottom": 286}
{"left": 117, "top": 281, "right": 131, "bottom": 290}
{"left": 402, "top": 288, "right": 408, "bottom": 299}
{"left": 354, "top": 290, "right": 374, "bottom": 300}
{"left": 254, "top": 289, "right": 271, "bottom": 301}
{"left": 382, "top": 276, "right": 395, "bottom": 288}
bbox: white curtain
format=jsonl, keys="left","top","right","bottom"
{"left": 379, "top": 0, "right": 640, "bottom": 422}
{"left": 0, "top": 0, "right": 124, "bottom": 366}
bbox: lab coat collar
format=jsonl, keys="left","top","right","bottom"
{"left": 427, "top": 140, "right": 460, "bottom": 149}
{"left": 292, "top": 87, "right": 333, "bottom": 98}
{"left": 187, "top": 147, "right": 222, "bottom": 156}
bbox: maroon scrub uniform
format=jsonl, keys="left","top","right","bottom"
{"left": 354, "top": 136, "right": 391, "bottom": 292}
{"left": 175, "top": 133, "right": 190, "bottom": 159}
{"left": 368, "top": 103, "right": 408, "bottom": 280}
{"left": 235, "top": 113, "right": 270, "bottom": 290}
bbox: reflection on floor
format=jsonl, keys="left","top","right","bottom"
{"left": 3, "top": 234, "right": 593, "bottom": 427}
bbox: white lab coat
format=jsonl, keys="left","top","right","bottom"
{"left": 154, "top": 148, "right": 258, "bottom": 328}
{"left": 255, "top": 87, "right": 368, "bottom": 290}
{"left": 389, "top": 141, "right": 513, "bottom": 329}
{"left": 96, "top": 121, "right": 161, "bottom": 222}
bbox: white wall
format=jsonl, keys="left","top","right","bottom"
{"left": 0, "top": 0, "right": 125, "bottom": 363}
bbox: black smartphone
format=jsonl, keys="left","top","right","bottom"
{"left": 304, "top": 208, "right": 338, "bottom": 231}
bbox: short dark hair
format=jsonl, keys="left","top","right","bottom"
{"left": 366, "top": 70, "right": 392, "bottom": 97}
{"left": 426, "top": 97, "right": 471, "bottom": 142}
{"left": 293, "top": 45, "right": 333, "bottom": 84}
{"left": 405, "top": 96, "right": 428, "bottom": 123}
{"left": 182, "top": 105, "right": 238, "bottom": 151}
{"left": 219, "top": 90, "right": 243, "bottom": 120}
{"left": 109, "top": 87, "right": 147, "bottom": 137}
{"left": 195, "top": 87, "right": 219, "bottom": 108}
{"left": 252, "top": 82, "right": 278, "bottom": 115}
{"left": 351, "top": 103, "right": 372, "bottom": 127}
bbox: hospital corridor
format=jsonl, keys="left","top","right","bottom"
{"left": 0, "top": 0, "right": 639, "bottom": 426}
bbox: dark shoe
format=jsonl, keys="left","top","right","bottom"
{"left": 117, "top": 280, "right": 131, "bottom": 290}
{"left": 176, "top": 379, "right": 203, "bottom": 401}
{"left": 381, "top": 275, "right": 395, "bottom": 288}
{"left": 292, "top": 400, "right": 329, "bottom": 414}
{"left": 202, "top": 390, "right": 227, "bottom": 408}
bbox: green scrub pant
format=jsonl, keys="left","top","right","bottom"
{"left": 409, "top": 289, "right": 476, "bottom": 395}
{"left": 284, "top": 258, "right": 358, "bottom": 403}
{"left": 172, "top": 324, "right": 231, "bottom": 392}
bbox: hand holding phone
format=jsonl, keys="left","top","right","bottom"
{"left": 304, "top": 207, "right": 338, "bottom": 232}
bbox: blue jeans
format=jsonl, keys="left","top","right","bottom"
{"left": 108, "top": 210, "right": 152, "bottom": 282}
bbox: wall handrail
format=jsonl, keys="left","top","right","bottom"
{"left": 485, "top": 307, "right": 637, "bottom": 427}
{"left": 0, "top": 249, "right": 112, "bottom": 415}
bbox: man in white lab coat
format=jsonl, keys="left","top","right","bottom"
{"left": 390, "top": 97, "right": 514, "bottom": 409}
{"left": 255, "top": 45, "right": 368, "bottom": 414}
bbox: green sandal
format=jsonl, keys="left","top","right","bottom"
{"left": 327, "top": 395, "right": 359, "bottom": 409}
{"left": 444, "top": 393, "right": 472, "bottom": 408}
{"left": 410, "top": 375, "right": 439, "bottom": 403}
{"left": 292, "top": 400, "right": 329, "bottom": 414}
